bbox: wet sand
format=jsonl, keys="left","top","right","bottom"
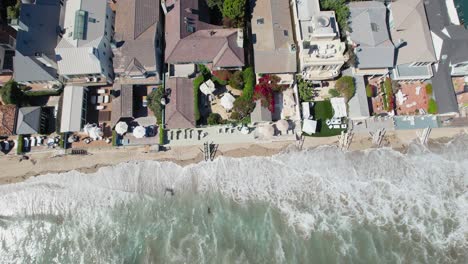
{"left": 0, "top": 127, "right": 466, "bottom": 185}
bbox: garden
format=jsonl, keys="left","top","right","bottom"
{"left": 307, "top": 100, "right": 344, "bottom": 137}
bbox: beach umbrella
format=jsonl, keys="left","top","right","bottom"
{"left": 303, "top": 119, "right": 317, "bottom": 134}
{"left": 241, "top": 126, "right": 250, "bottom": 135}
{"left": 115, "top": 121, "right": 128, "bottom": 135}
{"left": 89, "top": 127, "right": 103, "bottom": 140}
{"left": 221, "top": 93, "right": 235, "bottom": 111}
{"left": 259, "top": 125, "right": 275, "bottom": 138}
{"left": 200, "top": 79, "right": 216, "bottom": 95}
{"left": 276, "top": 120, "right": 289, "bottom": 133}
{"left": 133, "top": 126, "right": 146, "bottom": 138}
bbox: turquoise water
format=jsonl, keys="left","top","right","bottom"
{"left": 455, "top": 0, "right": 468, "bottom": 24}
{"left": 0, "top": 137, "right": 467, "bottom": 263}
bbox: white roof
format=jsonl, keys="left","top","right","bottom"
{"left": 301, "top": 102, "right": 310, "bottom": 119}
{"left": 56, "top": 46, "right": 102, "bottom": 75}
{"left": 60, "top": 86, "right": 86, "bottom": 132}
{"left": 55, "top": 0, "right": 108, "bottom": 75}
{"left": 221, "top": 93, "right": 235, "bottom": 110}
{"left": 302, "top": 119, "right": 317, "bottom": 134}
{"left": 331, "top": 97, "right": 347, "bottom": 118}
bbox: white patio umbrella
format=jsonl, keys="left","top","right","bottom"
{"left": 259, "top": 125, "right": 275, "bottom": 138}
{"left": 200, "top": 79, "right": 216, "bottom": 95}
{"left": 241, "top": 126, "right": 250, "bottom": 135}
{"left": 115, "top": 121, "right": 128, "bottom": 135}
{"left": 302, "top": 119, "right": 317, "bottom": 134}
{"left": 221, "top": 93, "right": 235, "bottom": 111}
{"left": 133, "top": 126, "right": 146, "bottom": 138}
{"left": 275, "top": 120, "right": 289, "bottom": 134}
{"left": 89, "top": 126, "right": 103, "bottom": 140}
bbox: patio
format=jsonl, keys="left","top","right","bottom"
{"left": 206, "top": 84, "right": 242, "bottom": 120}
{"left": 452, "top": 77, "right": 468, "bottom": 106}
{"left": 395, "top": 82, "right": 429, "bottom": 115}
{"left": 85, "top": 86, "right": 113, "bottom": 138}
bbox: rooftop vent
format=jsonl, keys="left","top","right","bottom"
{"left": 371, "top": 23, "right": 379, "bottom": 32}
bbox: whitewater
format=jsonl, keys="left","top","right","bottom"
{"left": 0, "top": 136, "right": 467, "bottom": 263}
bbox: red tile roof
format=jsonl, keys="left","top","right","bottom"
{"left": 0, "top": 105, "right": 17, "bottom": 136}
{"left": 165, "top": 78, "right": 196, "bottom": 129}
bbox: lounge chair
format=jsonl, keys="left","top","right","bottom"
{"left": 104, "top": 95, "right": 110, "bottom": 104}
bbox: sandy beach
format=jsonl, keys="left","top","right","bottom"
{"left": 0, "top": 127, "right": 466, "bottom": 185}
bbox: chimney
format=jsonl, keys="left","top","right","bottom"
{"left": 236, "top": 28, "right": 244, "bottom": 48}
{"left": 161, "top": 0, "right": 168, "bottom": 15}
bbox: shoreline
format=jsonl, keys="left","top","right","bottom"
{"left": 0, "top": 127, "right": 466, "bottom": 185}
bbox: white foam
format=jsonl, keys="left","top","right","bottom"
{"left": 0, "top": 137, "right": 467, "bottom": 262}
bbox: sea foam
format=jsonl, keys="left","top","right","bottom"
{"left": 0, "top": 136, "right": 467, "bottom": 263}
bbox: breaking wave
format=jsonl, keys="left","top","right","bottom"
{"left": 0, "top": 136, "right": 467, "bottom": 263}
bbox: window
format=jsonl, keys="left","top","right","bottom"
{"left": 284, "top": 30, "right": 288, "bottom": 36}
{"left": 257, "top": 18, "right": 264, "bottom": 25}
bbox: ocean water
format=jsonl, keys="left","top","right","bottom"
{"left": 0, "top": 137, "right": 467, "bottom": 263}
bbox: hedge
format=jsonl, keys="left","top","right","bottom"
{"left": 25, "top": 89, "right": 62, "bottom": 97}
{"left": 159, "top": 126, "right": 165, "bottom": 145}
{"left": 16, "top": 135, "right": 24, "bottom": 155}
{"left": 59, "top": 133, "right": 66, "bottom": 149}
{"left": 193, "top": 75, "right": 204, "bottom": 122}
{"left": 428, "top": 98, "right": 438, "bottom": 114}
{"left": 112, "top": 130, "right": 118, "bottom": 146}
{"left": 425, "top": 84, "right": 433, "bottom": 95}
{"left": 241, "top": 67, "right": 255, "bottom": 101}
{"left": 366, "top": 84, "right": 373, "bottom": 97}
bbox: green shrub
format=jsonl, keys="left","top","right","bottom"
{"left": 328, "top": 88, "right": 340, "bottom": 98}
{"left": 25, "top": 89, "right": 62, "bottom": 97}
{"left": 320, "top": 0, "right": 350, "bottom": 32}
{"left": 211, "top": 75, "right": 227, "bottom": 86}
{"left": 112, "top": 130, "right": 118, "bottom": 146}
{"left": 147, "top": 86, "right": 164, "bottom": 125}
{"left": 16, "top": 135, "right": 24, "bottom": 155}
{"left": 159, "top": 126, "right": 165, "bottom": 145}
{"left": 7, "top": 1, "right": 21, "bottom": 20}
{"left": 193, "top": 75, "right": 204, "bottom": 122}
{"left": 366, "top": 84, "right": 373, "bottom": 97}
{"left": 0, "top": 80, "right": 24, "bottom": 105}
{"left": 223, "top": 0, "right": 246, "bottom": 25}
{"left": 197, "top": 64, "right": 211, "bottom": 79}
{"left": 233, "top": 96, "right": 255, "bottom": 119}
{"left": 59, "top": 133, "right": 66, "bottom": 149}
{"left": 298, "top": 78, "right": 314, "bottom": 101}
{"left": 230, "top": 111, "right": 241, "bottom": 120}
{"left": 335, "top": 76, "right": 355, "bottom": 101}
{"left": 207, "top": 113, "right": 222, "bottom": 125}
{"left": 229, "top": 70, "right": 244, "bottom": 90}
{"left": 241, "top": 67, "right": 255, "bottom": 101}
{"left": 425, "top": 84, "right": 433, "bottom": 95}
{"left": 428, "top": 98, "right": 438, "bottom": 114}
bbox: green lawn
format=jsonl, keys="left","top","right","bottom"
{"left": 306, "top": 100, "right": 344, "bottom": 137}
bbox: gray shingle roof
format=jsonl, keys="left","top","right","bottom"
{"left": 165, "top": 77, "right": 196, "bottom": 129}
{"left": 111, "top": 84, "right": 134, "bottom": 126}
{"left": 16, "top": 107, "right": 41, "bottom": 135}
{"left": 13, "top": 0, "right": 61, "bottom": 82}
{"left": 348, "top": 1, "right": 395, "bottom": 69}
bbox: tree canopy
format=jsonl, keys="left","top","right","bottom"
{"left": 335, "top": 76, "right": 355, "bottom": 101}
{"left": 223, "top": 0, "right": 246, "bottom": 21}
{"left": 0, "top": 80, "right": 24, "bottom": 105}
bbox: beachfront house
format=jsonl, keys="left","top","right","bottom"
{"left": 348, "top": 1, "right": 395, "bottom": 76}
{"left": 113, "top": 0, "right": 163, "bottom": 84}
{"left": 55, "top": 0, "right": 115, "bottom": 85}
{"left": 11, "top": 0, "right": 62, "bottom": 90}
{"left": 295, "top": 0, "right": 347, "bottom": 80}
{"left": 164, "top": 78, "right": 196, "bottom": 129}
{"left": 251, "top": 0, "right": 296, "bottom": 83}
{"left": 389, "top": 0, "right": 437, "bottom": 81}
{"left": 163, "top": 0, "right": 245, "bottom": 72}
{"left": 60, "top": 86, "right": 89, "bottom": 133}
{"left": 15, "top": 107, "right": 45, "bottom": 135}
